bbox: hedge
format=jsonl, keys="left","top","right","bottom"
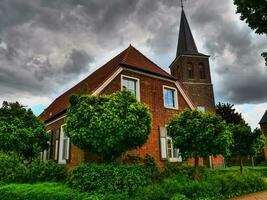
{"left": 67, "top": 163, "right": 151, "bottom": 194}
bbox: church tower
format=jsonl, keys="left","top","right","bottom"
{"left": 170, "top": 7, "right": 215, "bottom": 112}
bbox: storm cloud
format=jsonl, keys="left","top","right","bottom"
{"left": 0, "top": 0, "right": 266, "bottom": 107}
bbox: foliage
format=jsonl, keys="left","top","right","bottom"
{"left": 67, "top": 163, "right": 151, "bottom": 194}
{"left": 0, "top": 152, "right": 66, "bottom": 184}
{"left": 216, "top": 102, "right": 243, "bottom": 125}
{"left": 133, "top": 171, "right": 265, "bottom": 200}
{"left": 0, "top": 183, "right": 93, "bottom": 200}
{"left": 143, "top": 155, "right": 159, "bottom": 179}
{"left": 66, "top": 91, "right": 152, "bottom": 161}
{"left": 231, "top": 122, "right": 266, "bottom": 173}
{"left": 234, "top": 0, "right": 267, "bottom": 34}
{"left": 0, "top": 101, "right": 49, "bottom": 161}
{"left": 0, "top": 152, "right": 29, "bottom": 184}
{"left": 233, "top": 0, "right": 267, "bottom": 65}
{"left": 28, "top": 159, "right": 66, "bottom": 183}
{"left": 167, "top": 109, "right": 232, "bottom": 179}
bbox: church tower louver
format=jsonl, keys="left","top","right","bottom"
{"left": 170, "top": 7, "right": 215, "bottom": 112}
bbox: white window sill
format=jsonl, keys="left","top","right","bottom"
{"left": 169, "top": 157, "right": 182, "bottom": 162}
{"left": 164, "top": 106, "right": 179, "bottom": 110}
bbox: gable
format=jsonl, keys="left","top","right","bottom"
{"left": 40, "top": 45, "right": 194, "bottom": 123}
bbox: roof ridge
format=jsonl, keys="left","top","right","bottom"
{"left": 121, "top": 44, "right": 132, "bottom": 63}
{"left": 125, "top": 45, "right": 175, "bottom": 79}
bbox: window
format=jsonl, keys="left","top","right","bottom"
{"left": 41, "top": 130, "right": 52, "bottom": 160}
{"left": 199, "top": 63, "right": 206, "bottom": 79}
{"left": 54, "top": 128, "right": 60, "bottom": 161}
{"left": 163, "top": 86, "right": 178, "bottom": 109}
{"left": 121, "top": 75, "right": 140, "bottom": 100}
{"left": 58, "top": 125, "right": 70, "bottom": 164}
{"left": 197, "top": 106, "right": 205, "bottom": 112}
{"left": 159, "top": 126, "right": 182, "bottom": 162}
{"left": 187, "top": 63, "right": 194, "bottom": 79}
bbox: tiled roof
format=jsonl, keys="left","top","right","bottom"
{"left": 40, "top": 45, "right": 175, "bottom": 122}
{"left": 176, "top": 9, "right": 208, "bottom": 57}
{"left": 260, "top": 110, "right": 267, "bottom": 124}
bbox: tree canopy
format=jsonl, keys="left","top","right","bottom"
{"left": 233, "top": 0, "right": 267, "bottom": 65}
{"left": 167, "top": 109, "right": 232, "bottom": 179}
{"left": 0, "top": 101, "right": 49, "bottom": 161}
{"left": 65, "top": 91, "right": 152, "bottom": 161}
{"left": 231, "top": 121, "right": 266, "bottom": 173}
{"left": 216, "top": 102, "right": 243, "bottom": 125}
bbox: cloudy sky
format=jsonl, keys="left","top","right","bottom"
{"left": 0, "top": 0, "right": 266, "bottom": 128}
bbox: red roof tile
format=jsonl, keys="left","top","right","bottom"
{"left": 40, "top": 45, "right": 175, "bottom": 122}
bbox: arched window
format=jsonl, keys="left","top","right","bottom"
{"left": 187, "top": 63, "right": 194, "bottom": 79}
{"left": 199, "top": 63, "right": 206, "bottom": 79}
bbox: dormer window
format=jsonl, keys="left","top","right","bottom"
{"left": 187, "top": 63, "right": 194, "bottom": 79}
{"left": 199, "top": 63, "right": 206, "bottom": 79}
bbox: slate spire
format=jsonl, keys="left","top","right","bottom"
{"left": 177, "top": 8, "right": 199, "bottom": 56}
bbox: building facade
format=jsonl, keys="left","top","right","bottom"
{"left": 40, "top": 8, "right": 223, "bottom": 168}
{"left": 260, "top": 110, "right": 267, "bottom": 160}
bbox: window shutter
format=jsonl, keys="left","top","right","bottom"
{"left": 66, "top": 138, "right": 70, "bottom": 160}
{"left": 159, "top": 126, "right": 167, "bottom": 160}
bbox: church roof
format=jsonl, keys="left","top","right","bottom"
{"left": 259, "top": 110, "right": 267, "bottom": 124}
{"left": 176, "top": 9, "right": 207, "bottom": 57}
{"left": 40, "top": 45, "right": 175, "bottom": 122}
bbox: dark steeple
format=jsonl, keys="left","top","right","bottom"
{"left": 177, "top": 8, "right": 202, "bottom": 56}
{"left": 260, "top": 110, "right": 267, "bottom": 124}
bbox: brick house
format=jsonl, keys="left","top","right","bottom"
{"left": 260, "top": 110, "right": 267, "bottom": 160}
{"left": 40, "top": 8, "right": 224, "bottom": 168}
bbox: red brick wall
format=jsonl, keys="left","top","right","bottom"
{"left": 101, "top": 70, "right": 189, "bottom": 169}
{"left": 45, "top": 69, "right": 224, "bottom": 169}
{"left": 260, "top": 123, "right": 267, "bottom": 160}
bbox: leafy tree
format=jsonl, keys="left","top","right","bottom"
{"left": 233, "top": 0, "right": 267, "bottom": 65}
{"left": 216, "top": 102, "right": 243, "bottom": 125}
{"left": 65, "top": 91, "right": 152, "bottom": 161}
{"left": 167, "top": 109, "right": 232, "bottom": 180}
{"left": 0, "top": 101, "right": 49, "bottom": 161}
{"left": 231, "top": 122, "right": 266, "bottom": 173}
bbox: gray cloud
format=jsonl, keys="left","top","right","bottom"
{"left": 0, "top": 0, "right": 266, "bottom": 107}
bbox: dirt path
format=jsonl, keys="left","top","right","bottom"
{"left": 230, "top": 191, "right": 267, "bottom": 200}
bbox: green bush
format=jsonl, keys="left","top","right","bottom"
{"left": 67, "top": 163, "right": 151, "bottom": 194}
{"left": 0, "top": 183, "right": 92, "bottom": 200}
{"left": 28, "top": 160, "right": 66, "bottom": 183}
{"left": 0, "top": 152, "right": 66, "bottom": 184}
{"left": 0, "top": 152, "right": 29, "bottom": 183}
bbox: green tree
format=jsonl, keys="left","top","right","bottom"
{"left": 65, "top": 91, "right": 152, "bottom": 161}
{"left": 167, "top": 109, "right": 232, "bottom": 180}
{"left": 233, "top": 0, "right": 267, "bottom": 65}
{"left": 231, "top": 122, "right": 266, "bottom": 173}
{"left": 216, "top": 102, "right": 243, "bottom": 125}
{"left": 0, "top": 101, "right": 49, "bottom": 161}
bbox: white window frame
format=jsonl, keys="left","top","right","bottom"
{"left": 41, "top": 130, "right": 52, "bottom": 160}
{"left": 166, "top": 136, "right": 182, "bottom": 162}
{"left": 58, "top": 124, "right": 70, "bottom": 164}
{"left": 163, "top": 85, "right": 178, "bottom": 110}
{"left": 197, "top": 106, "right": 206, "bottom": 112}
{"left": 121, "top": 75, "right": 140, "bottom": 101}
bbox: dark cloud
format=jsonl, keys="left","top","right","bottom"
{"left": 0, "top": 0, "right": 266, "bottom": 106}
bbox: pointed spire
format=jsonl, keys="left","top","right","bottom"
{"left": 176, "top": 8, "right": 199, "bottom": 56}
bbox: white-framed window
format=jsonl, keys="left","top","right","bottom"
{"left": 58, "top": 124, "right": 70, "bottom": 164}
{"left": 121, "top": 75, "right": 140, "bottom": 100}
{"left": 197, "top": 106, "right": 205, "bottom": 112}
{"left": 159, "top": 126, "right": 182, "bottom": 162}
{"left": 41, "top": 130, "right": 52, "bottom": 160}
{"left": 54, "top": 128, "right": 60, "bottom": 161}
{"left": 163, "top": 86, "right": 178, "bottom": 109}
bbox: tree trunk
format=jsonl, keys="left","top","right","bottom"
{"left": 194, "top": 156, "right": 200, "bottom": 180}
{"left": 240, "top": 157, "right": 244, "bottom": 174}
{"left": 251, "top": 157, "right": 255, "bottom": 167}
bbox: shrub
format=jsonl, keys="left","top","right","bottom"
{"left": 171, "top": 194, "right": 189, "bottom": 200}
{"left": 0, "top": 152, "right": 29, "bottom": 183}
{"left": 0, "top": 183, "right": 92, "bottom": 200}
{"left": 144, "top": 155, "right": 159, "bottom": 179}
{"left": 67, "top": 163, "right": 151, "bottom": 194}
{"left": 28, "top": 159, "right": 66, "bottom": 183}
